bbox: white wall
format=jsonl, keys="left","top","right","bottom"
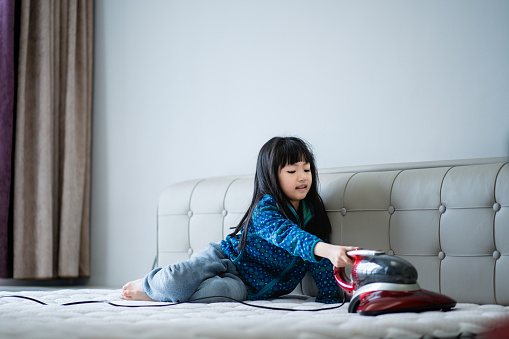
{"left": 91, "top": 0, "right": 509, "bottom": 287}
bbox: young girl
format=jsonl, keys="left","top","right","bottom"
{"left": 122, "top": 137, "right": 357, "bottom": 304}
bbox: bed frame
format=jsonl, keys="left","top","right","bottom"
{"left": 157, "top": 157, "right": 509, "bottom": 305}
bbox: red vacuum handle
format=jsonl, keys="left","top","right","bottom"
{"left": 334, "top": 248, "right": 385, "bottom": 295}
{"left": 334, "top": 266, "right": 355, "bottom": 296}
{"left": 333, "top": 249, "right": 379, "bottom": 296}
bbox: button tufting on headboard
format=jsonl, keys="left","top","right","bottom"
{"left": 493, "top": 251, "right": 501, "bottom": 260}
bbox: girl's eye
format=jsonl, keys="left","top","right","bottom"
{"left": 304, "top": 169, "right": 311, "bottom": 172}
{"left": 287, "top": 171, "right": 296, "bottom": 174}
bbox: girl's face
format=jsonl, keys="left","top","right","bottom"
{"left": 278, "top": 161, "right": 312, "bottom": 210}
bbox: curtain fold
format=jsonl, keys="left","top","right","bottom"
{"left": 0, "top": 0, "right": 17, "bottom": 278}
{"left": 13, "top": 0, "right": 93, "bottom": 279}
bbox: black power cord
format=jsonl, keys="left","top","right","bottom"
{"left": 0, "top": 294, "right": 346, "bottom": 311}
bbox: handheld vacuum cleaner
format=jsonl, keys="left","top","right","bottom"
{"left": 334, "top": 250, "right": 457, "bottom": 316}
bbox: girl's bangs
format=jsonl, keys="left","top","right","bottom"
{"left": 277, "top": 142, "right": 312, "bottom": 169}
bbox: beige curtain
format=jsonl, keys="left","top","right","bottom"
{"left": 13, "top": 0, "right": 93, "bottom": 279}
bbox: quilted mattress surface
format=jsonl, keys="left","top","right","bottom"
{"left": 1, "top": 289, "right": 508, "bottom": 339}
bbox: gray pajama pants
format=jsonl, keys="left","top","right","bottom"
{"left": 142, "top": 242, "right": 248, "bottom": 303}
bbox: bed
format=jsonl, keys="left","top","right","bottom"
{"left": 1, "top": 157, "right": 509, "bottom": 339}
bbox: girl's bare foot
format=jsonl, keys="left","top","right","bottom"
{"left": 121, "top": 278, "right": 157, "bottom": 301}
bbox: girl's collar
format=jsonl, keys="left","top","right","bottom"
{"left": 288, "top": 199, "right": 314, "bottom": 228}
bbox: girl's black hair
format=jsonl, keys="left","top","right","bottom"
{"left": 229, "top": 136, "right": 332, "bottom": 251}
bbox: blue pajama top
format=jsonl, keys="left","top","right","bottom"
{"left": 221, "top": 194, "right": 341, "bottom": 304}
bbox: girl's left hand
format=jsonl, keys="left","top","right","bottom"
{"left": 314, "top": 242, "right": 359, "bottom": 267}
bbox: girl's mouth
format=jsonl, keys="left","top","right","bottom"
{"left": 296, "top": 185, "right": 307, "bottom": 190}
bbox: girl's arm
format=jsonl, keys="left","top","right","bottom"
{"left": 313, "top": 242, "right": 358, "bottom": 267}
{"left": 252, "top": 196, "right": 324, "bottom": 262}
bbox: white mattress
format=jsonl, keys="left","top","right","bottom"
{"left": 1, "top": 289, "right": 508, "bottom": 339}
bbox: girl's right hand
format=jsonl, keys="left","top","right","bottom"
{"left": 314, "top": 242, "right": 359, "bottom": 267}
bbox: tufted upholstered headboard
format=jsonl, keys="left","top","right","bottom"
{"left": 156, "top": 157, "right": 509, "bottom": 305}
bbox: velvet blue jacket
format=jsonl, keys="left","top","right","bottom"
{"left": 221, "top": 194, "right": 341, "bottom": 303}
